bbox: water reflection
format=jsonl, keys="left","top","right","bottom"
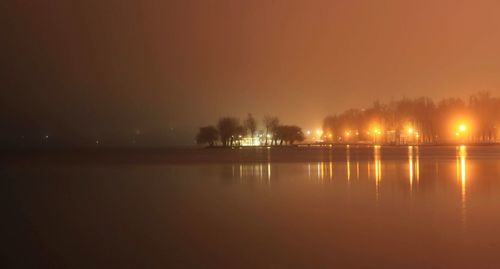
{"left": 373, "top": 145, "right": 382, "bottom": 204}
{"left": 224, "top": 162, "right": 273, "bottom": 186}
{"left": 308, "top": 163, "right": 311, "bottom": 179}
{"left": 409, "top": 146, "right": 414, "bottom": 191}
{"left": 356, "top": 161, "right": 360, "bottom": 180}
{"left": 317, "top": 162, "right": 322, "bottom": 181}
{"left": 408, "top": 146, "right": 421, "bottom": 193}
{"left": 315, "top": 160, "right": 335, "bottom": 183}
{"left": 267, "top": 147, "right": 271, "bottom": 184}
{"left": 329, "top": 148, "right": 333, "bottom": 180}
{"left": 457, "top": 145, "right": 467, "bottom": 229}
{"left": 8, "top": 146, "right": 500, "bottom": 269}
{"left": 415, "top": 146, "right": 420, "bottom": 182}
{"left": 220, "top": 145, "right": 474, "bottom": 222}
{"left": 346, "top": 146, "right": 351, "bottom": 182}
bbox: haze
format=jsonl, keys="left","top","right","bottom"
{"left": 2, "top": 0, "right": 500, "bottom": 146}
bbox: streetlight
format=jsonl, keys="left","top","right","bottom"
{"left": 345, "top": 131, "right": 351, "bottom": 142}
{"left": 315, "top": 129, "right": 323, "bottom": 142}
{"left": 371, "top": 128, "right": 382, "bottom": 144}
{"left": 459, "top": 124, "right": 467, "bottom": 133}
{"left": 456, "top": 123, "right": 468, "bottom": 144}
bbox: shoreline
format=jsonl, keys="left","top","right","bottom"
{"left": 1, "top": 144, "right": 499, "bottom": 165}
{"left": 205, "top": 142, "right": 500, "bottom": 148}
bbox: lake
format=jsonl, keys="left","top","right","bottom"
{"left": 3, "top": 145, "right": 500, "bottom": 268}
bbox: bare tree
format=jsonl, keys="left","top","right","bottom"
{"left": 217, "top": 117, "right": 240, "bottom": 147}
{"left": 263, "top": 116, "right": 279, "bottom": 146}
{"left": 322, "top": 94, "right": 500, "bottom": 144}
{"left": 244, "top": 113, "right": 257, "bottom": 139}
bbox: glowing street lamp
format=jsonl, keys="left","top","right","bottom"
{"left": 456, "top": 123, "right": 468, "bottom": 136}
{"left": 459, "top": 124, "right": 467, "bottom": 133}
{"left": 370, "top": 127, "right": 382, "bottom": 144}
{"left": 405, "top": 127, "right": 419, "bottom": 144}
{"left": 455, "top": 123, "right": 469, "bottom": 143}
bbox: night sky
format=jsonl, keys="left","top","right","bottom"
{"left": 2, "top": 0, "right": 500, "bottom": 146}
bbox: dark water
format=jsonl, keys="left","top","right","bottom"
{"left": 3, "top": 146, "right": 500, "bottom": 268}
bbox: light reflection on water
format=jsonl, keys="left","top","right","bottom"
{"left": 217, "top": 145, "right": 488, "bottom": 236}
{"left": 4, "top": 145, "right": 500, "bottom": 268}
{"left": 458, "top": 145, "right": 467, "bottom": 229}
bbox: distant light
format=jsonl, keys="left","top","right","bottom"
{"left": 345, "top": 131, "right": 351, "bottom": 136}
{"left": 45, "top": 135, "right": 49, "bottom": 139}
{"left": 306, "top": 130, "right": 311, "bottom": 135}
{"left": 407, "top": 128, "right": 414, "bottom": 134}
{"left": 459, "top": 124, "right": 467, "bottom": 132}
{"left": 316, "top": 129, "right": 323, "bottom": 136}
{"left": 328, "top": 133, "right": 333, "bottom": 138}
{"left": 96, "top": 140, "right": 99, "bottom": 144}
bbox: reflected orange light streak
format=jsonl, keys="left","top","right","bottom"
{"left": 408, "top": 146, "right": 414, "bottom": 192}
{"left": 457, "top": 145, "right": 467, "bottom": 229}
{"left": 329, "top": 161, "right": 333, "bottom": 180}
{"left": 374, "top": 146, "right": 382, "bottom": 203}
{"left": 415, "top": 146, "right": 420, "bottom": 182}
{"left": 347, "top": 147, "right": 351, "bottom": 182}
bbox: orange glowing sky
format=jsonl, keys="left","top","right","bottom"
{"left": 2, "top": 0, "right": 500, "bottom": 144}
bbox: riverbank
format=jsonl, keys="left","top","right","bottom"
{"left": 1, "top": 145, "right": 499, "bottom": 165}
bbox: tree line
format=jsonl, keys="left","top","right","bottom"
{"left": 196, "top": 114, "right": 305, "bottom": 147}
{"left": 323, "top": 92, "right": 500, "bottom": 143}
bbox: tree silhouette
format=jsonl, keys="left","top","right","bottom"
{"left": 196, "top": 126, "right": 219, "bottom": 147}
{"left": 263, "top": 116, "right": 280, "bottom": 145}
{"left": 217, "top": 117, "right": 240, "bottom": 147}
{"left": 323, "top": 92, "right": 500, "bottom": 144}
{"left": 244, "top": 113, "right": 257, "bottom": 139}
{"left": 275, "top": 125, "right": 305, "bottom": 145}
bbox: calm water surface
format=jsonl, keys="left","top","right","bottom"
{"left": 4, "top": 146, "right": 500, "bottom": 268}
